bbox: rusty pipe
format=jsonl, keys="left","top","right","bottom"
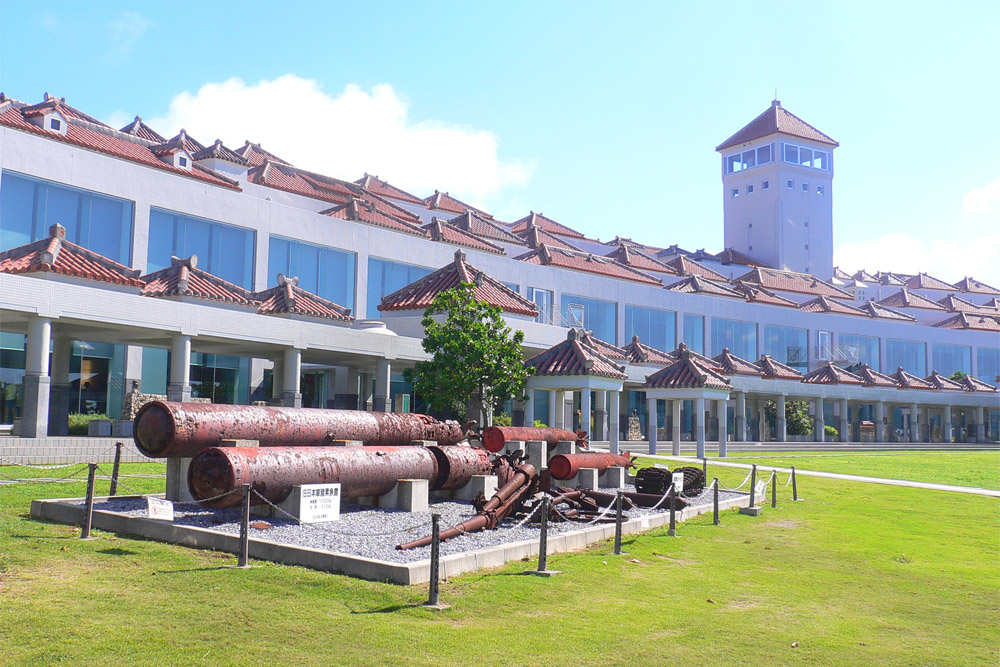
{"left": 548, "top": 452, "right": 635, "bottom": 480}
{"left": 134, "top": 401, "right": 468, "bottom": 458}
{"left": 481, "top": 426, "right": 588, "bottom": 453}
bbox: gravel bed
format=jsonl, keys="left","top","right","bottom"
{"left": 81, "top": 485, "right": 744, "bottom": 564}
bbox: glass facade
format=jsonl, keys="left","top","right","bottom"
{"left": 0, "top": 333, "right": 26, "bottom": 425}
{"left": 139, "top": 348, "right": 250, "bottom": 405}
{"left": 531, "top": 390, "right": 550, "bottom": 427}
{"left": 527, "top": 287, "right": 554, "bottom": 324}
{"left": 763, "top": 325, "right": 808, "bottom": 368}
{"left": 561, "top": 294, "right": 617, "bottom": 343}
{"left": 268, "top": 236, "right": 356, "bottom": 312}
{"left": 148, "top": 208, "right": 255, "bottom": 288}
{"left": 1, "top": 171, "right": 133, "bottom": 264}
{"left": 366, "top": 258, "right": 433, "bottom": 318}
{"left": 838, "top": 333, "right": 880, "bottom": 371}
{"left": 978, "top": 348, "right": 1000, "bottom": 383}
{"left": 711, "top": 318, "right": 757, "bottom": 360}
{"left": 886, "top": 339, "right": 926, "bottom": 376}
{"left": 682, "top": 314, "right": 704, "bottom": 353}
{"left": 932, "top": 344, "right": 971, "bottom": 377}
{"left": 625, "top": 305, "right": 675, "bottom": 352}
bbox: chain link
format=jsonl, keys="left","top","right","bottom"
{"left": 0, "top": 464, "right": 91, "bottom": 485}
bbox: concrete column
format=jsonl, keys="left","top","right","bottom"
{"left": 271, "top": 359, "right": 284, "bottom": 402}
{"left": 282, "top": 348, "right": 302, "bottom": 408}
{"left": 909, "top": 402, "right": 920, "bottom": 443}
{"left": 839, "top": 398, "right": 850, "bottom": 443}
{"left": 553, "top": 391, "right": 565, "bottom": 429}
{"left": 943, "top": 407, "right": 952, "bottom": 444}
{"left": 646, "top": 394, "right": 658, "bottom": 454}
{"left": 875, "top": 401, "right": 885, "bottom": 442}
{"left": 735, "top": 391, "right": 746, "bottom": 442}
{"left": 594, "top": 390, "right": 607, "bottom": 440}
{"left": 695, "top": 397, "right": 706, "bottom": 458}
{"left": 580, "top": 387, "right": 592, "bottom": 440}
{"left": 373, "top": 358, "right": 391, "bottom": 412}
{"left": 718, "top": 398, "right": 728, "bottom": 457}
{"left": 776, "top": 395, "right": 787, "bottom": 442}
{"left": 21, "top": 316, "right": 52, "bottom": 438}
{"left": 548, "top": 391, "right": 557, "bottom": 428}
{"left": 758, "top": 400, "right": 768, "bottom": 442}
{"left": 524, "top": 389, "right": 535, "bottom": 427}
{"left": 671, "top": 399, "right": 681, "bottom": 455}
{"left": 167, "top": 334, "right": 192, "bottom": 402}
{"left": 344, "top": 367, "right": 360, "bottom": 409}
{"left": 48, "top": 337, "right": 73, "bottom": 436}
{"left": 609, "top": 390, "right": 621, "bottom": 454}
{"left": 359, "top": 372, "right": 373, "bottom": 410}
{"left": 977, "top": 406, "right": 986, "bottom": 443}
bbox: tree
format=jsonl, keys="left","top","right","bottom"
{"left": 765, "top": 399, "right": 814, "bottom": 435}
{"left": 403, "top": 282, "right": 533, "bottom": 427}
{"left": 949, "top": 370, "right": 968, "bottom": 382}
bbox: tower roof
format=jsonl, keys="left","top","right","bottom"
{"left": 716, "top": 100, "right": 838, "bottom": 152}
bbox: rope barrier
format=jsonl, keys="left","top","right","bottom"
{"left": 582, "top": 497, "right": 618, "bottom": 525}
{"left": 719, "top": 468, "right": 754, "bottom": 492}
{"left": 0, "top": 464, "right": 91, "bottom": 485}
{"left": 0, "top": 457, "right": 92, "bottom": 470}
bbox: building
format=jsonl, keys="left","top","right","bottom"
{"left": 0, "top": 93, "right": 997, "bottom": 443}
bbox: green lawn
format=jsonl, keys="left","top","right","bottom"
{"left": 1, "top": 457, "right": 998, "bottom": 666}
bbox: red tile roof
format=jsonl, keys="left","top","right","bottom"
{"left": 960, "top": 375, "right": 997, "bottom": 392}
{"left": 575, "top": 330, "right": 630, "bottom": 361}
{"left": 932, "top": 313, "right": 1000, "bottom": 332}
{"left": 980, "top": 298, "right": 1000, "bottom": 312}
{"left": 666, "top": 343, "right": 724, "bottom": 370}
{"left": 379, "top": 250, "right": 538, "bottom": 316}
{"left": 423, "top": 218, "right": 505, "bottom": 254}
{"left": 424, "top": 190, "right": 492, "bottom": 218}
{"left": 515, "top": 245, "right": 663, "bottom": 286}
{"left": 904, "top": 272, "right": 957, "bottom": 292}
{"left": 603, "top": 244, "right": 678, "bottom": 274}
{"left": 354, "top": 174, "right": 424, "bottom": 204}
{"left": 324, "top": 195, "right": 428, "bottom": 237}
{"left": 525, "top": 328, "right": 627, "bottom": 379}
{"left": 797, "top": 295, "right": 868, "bottom": 316}
{"left": 714, "top": 247, "right": 767, "bottom": 267}
{"left": 118, "top": 115, "right": 166, "bottom": 143}
{"left": 874, "top": 271, "right": 907, "bottom": 286}
{"left": 510, "top": 211, "right": 585, "bottom": 239}
{"left": 732, "top": 282, "right": 798, "bottom": 307}
{"left": 662, "top": 255, "right": 729, "bottom": 281}
{"left": 645, "top": 350, "right": 733, "bottom": 390}
{"left": 160, "top": 129, "right": 205, "bottom": 156}
{"left": 754, "top": 355, "right": 804, "bottom": 379}
{"left": 602, "top": 236, "right": 664, "bottom": 255}
{"left": 877, "top": 288, "right": 946, "bottom": 310}
{"left": 0, "top": 97, "right": 239, "bottom": 190}
{"left": 889, "top": 368, "right": 934, "bottom": 390}
{"left": 923, "top": 371, "right": 964, "bottom": 391}
{"left": 716, "top": 100, "right": 838, "bottom": 151}
{"left": 622, "top": 335, "right": 676, "bottom": 366}
{"left": 711, "top": 348, "right": 764, "bottom": 376}
{"left": 518, "top": 224, "right": 582, "bottom": 251}
{"left": 801, "top": 362, "right": 864, "bottom": 385}
{"left": 860, "top": 301, "right": 916, "bottom": 322}
{"left": 446, "top": 211, "right": 525, "bottom": 246}
{"left": 954, "top": 276, "right": 1000, "bottom": 296}
{"left": 856, "top": 364, "right": 898, "bottom": 388}
{"left": 666, "top": 275, "right": 742, "bottom": 298}
{"left": 0, "top": 223, "right": 143, "bottom": 287}
{"left": 234, "top": 141, "right": 292, "bottom": 167}
{"left": 254, "top": 274, "right": 352, "bottom": 322}
{"left": 20, "top": 93, "right": 109, "bottom": 126}
{"left": 140, "top": 256, "right": 258, "bottom": 305}
{"left": 735, "top": 267, "right": 851, "bottom": 298}
{"left": 192, "top": 139, "right": 249, "bottom": 166}
{"left": 937, "top": 294, "right": 989, "bottom": 314}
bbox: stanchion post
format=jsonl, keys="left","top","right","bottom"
{"left": 792, "top": 466, "right": 799, "bottom": 501}
{"left": 771, "top": 471, "right": 777, "bottom": 508}
{"left": 713, "top": 477, "right": 720, "bottom": 526}
{"left": 81, "top": 462, "right": 97, "bottom": 539}
{"left": 109, "top": 441, "right": 123, "bottom": 497}
{"left": 237, "top": 483, "right": 251, "bottom": 568}
{"left": 749, "top": 464, "right": 757, "bottom": 507}
{"left": 702, "top": 457, "right": 707, "bottom": 479}
{"left": 614, "top": 490, "right": 623, "bottom": 555}
{"left": 531, "top": 496, "right": 559, "bottom": 576}
{"left": 427, "top": 513, "right": 441, "bottom": 607}
{"left": 667, "top": 483, "right": 676, "bottom": 537}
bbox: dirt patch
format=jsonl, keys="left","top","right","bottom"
{"left": 766, "top": 519, "right": 799, "bottom": 529}
{"left": 727, "top": 598, "right": 759, "bottom": 610}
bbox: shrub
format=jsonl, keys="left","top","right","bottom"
{"left": 68, "top": 413, "right": 111, "bottom": 435}
{"left": 533, "top": 420, "right": 547, "bottom": 428}
{"left": 824, "top": 424, "right": 839, "bottom": 437}
{"left": 493, "top": 412, "right": 513, "bottom": 427}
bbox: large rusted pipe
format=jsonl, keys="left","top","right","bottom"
{"left": 134, "top": 401, "right": 468, "bottom": 458}
{"left": 481, "top": 426, "right": 588, "bottom": 453}
{"left": 187, "top": 445, "right": 490, "bottom": 508}
{"left": 548, "top": 452, "right": 635, "bottom": 480}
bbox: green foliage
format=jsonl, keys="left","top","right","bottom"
{"left": 403, "top": 282, "right": 533, "bottom": 426}
{"left": 67, "top": 413, "right": 111, "bottom": 435}
{"left": 824, "top": 424, "right": 839, "bottom": 437}
{"left": 764, "top": 400, "right": 814, "bottom": 435}
{"left": 533, "top": 419, "right": 547, "bottom": 428}
{"left": 493, "top": 412, "right": 512, "bottom": 426}
{"left": 949, "top": 370, "right": 968, "bottom": 381}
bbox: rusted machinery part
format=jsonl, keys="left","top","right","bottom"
{"left": 670, "top": 466, "right": 707, "bottom": 496}
{"left": 582, "top": 488, "right": 689, "bottom": 510}
{"left": 547, "top": 452, "right": 635, "bottom": 480}
{"left": 428, "top": 445, "right": 493, "bottom": 490}
{"left": 634, "top": 466, "right": 673, "bottom": 495}
{"left": 396, "top": 463, "right": 537, "bottom": 550}
{"left": 133, "top": 401, "right": 468, "bottom": 458}
{"left": 480, "top": 426, "right": 589, "bottom": 453}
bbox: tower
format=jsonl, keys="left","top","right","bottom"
{"left": 716, "top": 100, "right": 838, "bottom": 278}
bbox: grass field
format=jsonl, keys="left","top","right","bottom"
{"left": 1, "top": 454, "right": 998, "bottom": 666}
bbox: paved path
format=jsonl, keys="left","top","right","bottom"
{"left": 637, "top": 453, "right": 1000, "bottom": 498}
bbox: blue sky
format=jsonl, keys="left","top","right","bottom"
{"left": 2, "top": 1, "right": 998, "bottom": 284}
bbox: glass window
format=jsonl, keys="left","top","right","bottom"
{"left": 140, "top": 347, "right": 168, "bottom": 395}
{"left": 747, "top": 184, "right": 754, "bottom": 194}
{"left": 762, "top": 180, "right": 769, "bottom": 190}
{"left": 741, "top": 150, "right": 756, "bottom": 169}
{"left": 783, "top": 144, "right": 798, "bottom": 163}
{"left": 763, "top": 325, "right": 808, "bottom": 368}
{"left": 802, "top": 183, "right": 809, "bottom": 192}
{"left": 1, "top": 171, "right": 133, "bottom": 264}
{"left": 561, "top": 295, "right": 617, "bottom": 343}
{"left": 711, "top": 318, "right": 757, "bottom": 360}
{"left": 503, "top": 282, "right": 519, "bottom": 293}
{"left": 814, "top": 151, "right": 829, "bottom": 170}
{"left": 932, "top": 344, "right": 971, "bottom": 377}
{"left": 269, "top": 236, "right": 356, "bottom": 311}
{"left": 756, "top": 144, "right": 772, "bottom": 164}
{"left": 191, "top": 353, "right": 250, "bottom": 405}
{"left": 367, "top": 257, "right": 432, "bottom": 318}
{"left": 978, "top": 348, "right": 1000, "bottom": 382}
{"left": 682, "top": 314, "right": 704, "bottom": 353}
{"left": 148, "top": 209, "right": 254, "bottom": 288}
{"left": 839, "top": 333, "right": 879, "bottom": 371}
{"left": 731, "top": 188, "right": 739, "bottom": 198}
{"left": 886, "top": 339, "right": 926, "bottom": 376}
{"left": 625, "top": 305, "right": 676, "bottom": 353}
{"left": 817, "top": 185, "right": 824, "bottom": 196}
{"left": 799, "top": 147, "right": 813, "bottom": 167}
{"left": 787, "top": 180, "right": 794, "bottom": 189}
{"left": 527, "top": 287, "right": 553, "bottom": 324}
{"left": 726, "top": 155, "right": 741, "bottom": 174}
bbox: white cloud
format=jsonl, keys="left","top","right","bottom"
{"left": 143, "top": 75, "right": 533, "bottom": 207}
{"left": 108, "top": 11, "right": 152, "bottom": 58}
{"left": 962, "top": 175, "right": 1000, "bottom": 217}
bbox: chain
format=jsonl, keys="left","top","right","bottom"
{"left": 250, "top": 489, "right": 431, "bottom": 537}
{"left": 0, "top": 457, "right": 91, "bottom": 470}
{"left": 0, "top": 464, "right": 90, "bottom": 485}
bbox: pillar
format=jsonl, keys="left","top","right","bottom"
{"left": 718, "top": 398, "right": 728, "bottom": 457}
{"left": 758, "top": 400, "right": 768, "bottom": 442}
{"left": 48, "top": 337, "right": 73, "bottom": 436}
{"left": 373, "top": 358, "right": 390, "bottom": 412}
{"left": 646, "top": 394, "right": 658, "bottom": 454}
{"left": 943, "top": 406, "right": 952, "bottom": 444}
{"left": 282, "top": 348, "right": 302, "bottom": 408}
{"left": 360, "top": 372, "right": 373, "bottom": 410}
{"left": 580, "top": 387, "right": 592, "bottom": 439}
{"left": 166, "top": 334, "right": 191, "bottom": 402}
{"left": 695, "top": 397, "right": 706, "bottom": 457}
{"left": 776, "top": 395, "right": 787, "bottom": 442}
{"left": 977, "top": 406, "right": 986, "bottom": 443}
{"left": 271, "top": 358, "right": 284, "bottom": 403}
{"left": 553, "top": 391, "right": 565, "bottom": 429}
{"left": 875, "top": 401, "right": 885, "bottom": 442}
{"left": 671, "top": 399, "right": 681, "bottom": 455}
{"left": 609, "top": 389, "right": 621, "bottom": 454}
{"left": 839, "top": 398, "right": 850, "bottom": 443}
{"left": 344, "top": 367, "right": 360, "bottom": 409}
{"left": 594, "top": 390, "right": 607, "bottom": 440}
{"left": 815, "top": 397, "right": 825, "bottom": 442}
{"left": 909, "top": 402, "right": 920, "bottom": 443}
{"left": 524, "top": 388, "right": 535, "bottom": 427}
{"left": 735, "top": 391, "right": 746, "bottom": 442}
{"left": 21, "top": 316, "right": 52, "bottom": 438}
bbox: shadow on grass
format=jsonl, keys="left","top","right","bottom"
{"left": 96, "top": 547, "right": 139, "bottom": 556}
{"left": 349, "top": 602, "right": 427, "bottom": 614}
{"left": 153, "top": 566, "right": 233, "bottom": 575}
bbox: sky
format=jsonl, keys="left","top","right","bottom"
{"left": 1, "top": 1, "right": 998, "bottom": 285}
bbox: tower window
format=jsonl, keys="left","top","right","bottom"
{"left": 731, "top": 188, "right": 739, "bottom": 198}
{"left": 179, "top": 156, "right": 188, "bottom": 167}
{"left": 747, "top": 184, "right": 754, "bottom": 194}
{"left": 802, "top": 183, "right": 809, "bottom": 192}
{"left": 817, "top": 185, "right": 824, "bottom": 196}
{"left": 787, "top": 180, "right": 794, "bottom": 190}
{"left": 762, "top": 180, "right": 769, "bottom": 190}
{"left": 50, "top": 118, "right": 61, "bottom": 131}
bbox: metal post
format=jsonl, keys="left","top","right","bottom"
{"left": 771, "top": 471, "right": 777, "bottom": 508}
{"left": 792, "top": 466, "right": 799, "bottom": 501}
{"left": 108, "top": 441, "right": 123, "bottom": 497}
{"left": 667, "top": 484, "right": 676, "bottom": 537}
{"left": 713, "top": 477, "right": 720, "bottom": 526}
{"left": 538, "top": 496, "right": 550, "bottom": 572}
{"left": 238, "top": 483, "right": 251, "bottom": 568}
{"left": 702, "top": 457, "right": 707, "bottom": 480}
{"left": 614, "top": 490, "right": 623, "bottom": 555}
{"left": 81, "top": 463, "right": 97, "bottom": 539}
{"left": 749, "top": 464, "right": 757, "bottom": 507}
{"left": 427, "top": 513, "right": 441, "bottom": 606}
